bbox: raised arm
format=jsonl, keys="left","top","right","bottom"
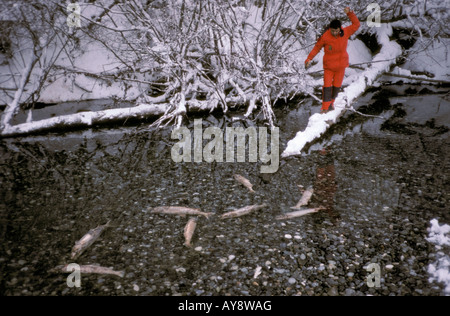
{"left": 344, "top": 7, "right": 360, "bottom": 37}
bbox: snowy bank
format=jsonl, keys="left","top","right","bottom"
{"left": 282, "top": 24, "right": 402, "bottom": 157}
{"left": 0, "top": 4, "right": 146, "bottom": 107}
{"left": 403, "top": 38, "right": 450, "bottom": 82}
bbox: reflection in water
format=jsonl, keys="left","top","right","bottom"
{"left": 312, "top": 147, "right": 340, "bottom": 222}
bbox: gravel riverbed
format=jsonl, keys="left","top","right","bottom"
{"left": 1, "top": 84, "right": 449, "bottom": 296}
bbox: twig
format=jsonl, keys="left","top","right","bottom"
{"left": 381, "top": 72, "right": 450, "bottom": 84}
{"left": 342, "top": 106, "right": 385, "bottom": 119}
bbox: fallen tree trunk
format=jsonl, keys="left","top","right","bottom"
{"left": 0, "top": 103, "right": 167, "bottom": 138}
{"left": 281, "top": 24, "right": 403, "bottom": 158}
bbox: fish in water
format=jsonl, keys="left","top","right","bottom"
{"left": 291, "top": 187, "right": 314, "bottom": 209}
{"left": 71, "top": 220, "right": 111, "bottom": 259}
{"left": 220, "top": 203, "right": 267, "bottom": 219}
{"left": 183, "top": 218, "right": 197, "bottom": 248}
{"left": 275, "top": 207, "right": 323, "bottom": 220}
{"left": 234, "top": 174, "right": 255, "bottom": 193}
{"left": 51, "top": 264, "right": 125, "bottom": 278}
{"left": 149, "top": 206, "right": 212, "bottom": 218}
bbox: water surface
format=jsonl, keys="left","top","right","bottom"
{"left": 1, "top": 83, "right": 448, "bottom": 295}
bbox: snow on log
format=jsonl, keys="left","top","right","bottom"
{"left": 281, "top": 24, "right": 402, "bottom": 158}
{"left": 0, "top": 103, "right": 167, "bottom": 138}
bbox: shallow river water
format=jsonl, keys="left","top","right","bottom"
{"left": 0, "top": 83, "right": 449, "bottom": 296}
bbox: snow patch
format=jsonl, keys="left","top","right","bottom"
{"left": 348, "top": 38, "right": 373, "bottom": 66}
{"left": 403, "top": 38, "right": 450, "bottom": 81}
{"left": 426, "top": 219, "right": 450, "bottom": 295}
{"left": 427, "top": 219, "right": 450, "bottom": 246}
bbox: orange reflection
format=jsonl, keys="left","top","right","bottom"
{"left": 312, "top": 148, "right": 340, "bottom": 222}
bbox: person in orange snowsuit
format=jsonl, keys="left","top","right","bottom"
{"left": 305, "top": 7, "right": 360, "bottom": 113}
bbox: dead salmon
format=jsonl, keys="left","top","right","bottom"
{"left": 276, "top": 207, "right": 323, "bottom": 220}
{"left": 51, "top": 264, "right": 125, "bottom": 278}
{"left": 291, "top": 187, "right": 314, "bottom": 209}
{"left": 234, "top": 174, "right": 255, "bottom": 193}
{"left": 149, "top": 206, "right": 212, "bottom": 218}
{"left": 183, "top": 218, "right": 197, "bottom": 248}
{"left": 220, "top": 203, "right": 267, "bottom": 219}
{"left": 71, "top": 220, "right": 111, "bottom": 259}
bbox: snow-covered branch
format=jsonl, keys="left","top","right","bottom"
{"left": 1, "top": 103, "right": 167, "bottom": 138}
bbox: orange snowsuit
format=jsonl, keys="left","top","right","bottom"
{"left": 305, "top": 11, "right": 360, "bottom": 111}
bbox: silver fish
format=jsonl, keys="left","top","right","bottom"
{"left": 220, "top": 203, "right": 267, "bottom": 219}
{"left": 51, "top": 264, "right": 125, "bottom": 278}
{"left": 71, "top": 220, "right": 111, "bottom": 259}
{"left": 253, "top": 266, "right": 262, "bottom": 279}
{"left": 275, "top": 207, "right": 323, "bottom": 220}
{"left": 291, "top": 187, "right": 314, "bottom": 209}
{"left": 150, "top": 206, "right": 212, "bottom": 218}
{"left": 183, "top": 218, "right": 197, "bottom": 248}
{"left": 234, "top": 174, "right": 255, "bottom": 193}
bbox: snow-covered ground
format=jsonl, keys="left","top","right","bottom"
{"left": 378, "top": 38, "right": 450, "bottom": 84}
{"left": 0, "top": 2, "right": 146, "bottom": 107}
{"left": 403, "top": 38, "right": 450, "bottom": 82}
{"left": 38, "top": 41, "right": 143, "bottom": 104}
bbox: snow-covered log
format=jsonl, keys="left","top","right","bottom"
{"left": 0, "top": 103, "right": 167, "bottom": 138}
{"left": 282, "top": 24, "right": 403, "bottom": 158}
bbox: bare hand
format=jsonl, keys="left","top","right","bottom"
{"left": 344, "top": 7, "right": 350, "bottom": 14}
{"left": 305, "top": 60, "right": 312, "bottom": 69}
